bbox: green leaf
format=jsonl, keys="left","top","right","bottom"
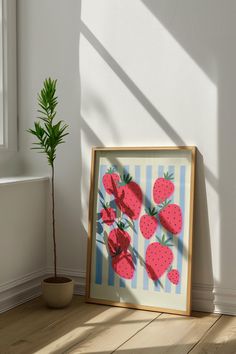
{"left": 27, "top": 77, "right": 69, "bottom": 167}
{"left": 100, "top": 200, "right": 107, "bottom": 210}
{"left": 124, "top": 218, "right": 135, "bottom": 232}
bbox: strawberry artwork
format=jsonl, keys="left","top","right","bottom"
{"left": 108, "top": 221, "right": 134, "bottom": 279}
{"left": 139, "top": 207, "right": 158, "bottom": 239}
{"left": 114, "top": 174, "right": 143, "bottom": 220}
{"left": 97, "top": 166, "right": 183, "bottom": 288}
{"left": 100, "top": 201, "right": 116, "bottom": 226}
{"left": 102, "top": 167, "right": 120, "bottom": 195}
{"left": 145, "top": 235, "right": 174, "bottom": 281}
{"left": 159, "top": 201, "right": 182, "bottom": 235}
{"left": 112, "top": 251, "right": 135, "bottom": 279}
{"left": 153, "top": 172, "right": 174, "bottom": 204}
{"left": 167, "top": 269, "right": 180, "bottom": 285}
{"left": 108, "top": 221, "right": 131, "bottom": 255}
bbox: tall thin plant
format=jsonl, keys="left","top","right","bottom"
{"left": 27, "top": 78, "right": 69, "bottom": 279}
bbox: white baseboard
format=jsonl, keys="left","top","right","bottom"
{"left": 192, "top": 283, "right": 215, "bottom": 313}
{"left": 1, "top": 268, "right": 236, "bottom": 316}
{"left": 192, "top": 283, "right": 236, "bottom": 315}
{"left": 0, "top": 269, "right": 45, "bottom": 314}
{"left": 0, "top": 267, "right": 85, "bottom": 314}
{"left": 54, "top": 271, "right": 236, "bottom": 315}
{"left": 213, "top": 286, "right": 236, "bottom": 315}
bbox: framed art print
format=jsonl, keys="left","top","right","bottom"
{"left": 86, "top": 147, "right": 196, "bottom": 315}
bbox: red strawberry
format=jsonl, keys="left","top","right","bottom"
{"left": 100, "top": 202, "right": 116, "bottom": 226}
{"left": 159, "top": 202, "right": 182, "bottom": 235}
{"left": 108, "top": 222, "right": 131, "bottom": 255}
{"left": 102, "top": 167, "right": 120, "bottom": 195}
{"left": 145, "top": 235, "right": 173, "bottom": 281}
{"left": 114, "top": 174, "right": 142, "bottom": 220}
{"left": 167, "top": 269, "right": 180, "bottom": 285}
{"left": 140, "top": 207, "right": 158, "bottom": 239}
{"left": 153, "top": 172, "right": 174, "bottom": 204}
{"left": 112, "top": 250, "right": 134, "bottom": 279}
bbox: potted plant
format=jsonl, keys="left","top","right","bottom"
{"left": 28, "top": 78, "right": 73, "bottom": 308}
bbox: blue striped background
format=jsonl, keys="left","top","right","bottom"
{"left": 131, "top": 165, "right": 141, "bottom": 289}
{"left": 119, "top": 165, "right": 129, "bottom": 289}
{"left": 143, "top": 165, "right": 152, "bottom": 290}
{"left": 95, "top": 164, "right": 186, "bottom": 296}
{"left": 176, "top": 166, "right": 186, "bottom": 294}
{"left": 95, "top": 165, "right": 107, "bottom": 284}
{"left": 154, "top": 165, "right": 164, "bottom": 292}
{"left": 164, "top": 166, "right": 175, "bottom": 293}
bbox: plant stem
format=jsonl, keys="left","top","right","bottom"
{"left": 51, "top": 164, "right": 57, "bottom": 278}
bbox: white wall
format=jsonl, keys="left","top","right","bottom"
{"left": 17, "top": 0, "right": 83, "bottom": 273}
{"left": 17, "top": 0, "right": 236, "bottom": 313}
{"left": 0, "top": 179, "right": 48, "bottom": 282}
{"left": 0, "top": 178, "right": 48, "bottom": 312}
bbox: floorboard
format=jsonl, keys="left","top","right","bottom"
{"left": 114, "top": 312, "right": 219, "bottom": 354}
{"left": 0, "top": 296, "right": 158, "bottom": 354}
{"left": 0, "top": 296, "right": 235, "bottom": 354}
{"left": 189, "top": 314, "right": 236, "bottom": 353}
{"left": 65, "top": 308, "right": 159, "bottom": 354}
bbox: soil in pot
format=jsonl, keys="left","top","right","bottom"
{"left": 44, "top": 277, "right": 72, "bottom": 283}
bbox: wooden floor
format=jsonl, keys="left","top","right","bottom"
{"left": 0, "top": 296, "right": 236, "bottom": 354}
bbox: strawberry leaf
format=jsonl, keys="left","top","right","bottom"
{"left": 164, "top": 172, "right": 174, "bottom": 180}
{"left": 107, "top": 166, "right": 116, "bottom": 174}
{"left": 157, "top": 199, "right": 172, "bottom": 211}
{"left": 154, "top": 279, "right": 164, "bottom": 289}
{"left": 124, "top": 218, "right": 136, "bottom": 232}
{"left": 116, "top": 220, "right": 126, "bottom": 230}
{"left": 122, "top": 173, "right": 133, "bottom": 185}
{"left": 96, "top": 239, "right": 105, "bottom": 245}
{"left": 165, "top": 236, "right": 173, "bottom": 244}
{"left": 145, "top": 207, "right": 158, "bottom": 216}
{"left": 100, "top": 200, "right": 107, "bottom": 209}
{"left": 98, "top": 188, "right": 105, "bottom": 201}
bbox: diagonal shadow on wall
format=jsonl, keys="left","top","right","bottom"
{"left": 80, "top": 20, "right": 214, "bottom": 309}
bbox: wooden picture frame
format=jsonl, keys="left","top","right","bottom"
{"left": 86, "top": 146, "right": 196, "bottom": 315}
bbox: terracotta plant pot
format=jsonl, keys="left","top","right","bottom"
{"left": 42, "top": 277, "right": 74, "bottom": 308}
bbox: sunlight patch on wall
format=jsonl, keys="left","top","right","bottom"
{"left": 80, "top": 0, "right": 219, "bottom": 282}
{"left": 81, "top": 0, "right": 217, "bottom": 170}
